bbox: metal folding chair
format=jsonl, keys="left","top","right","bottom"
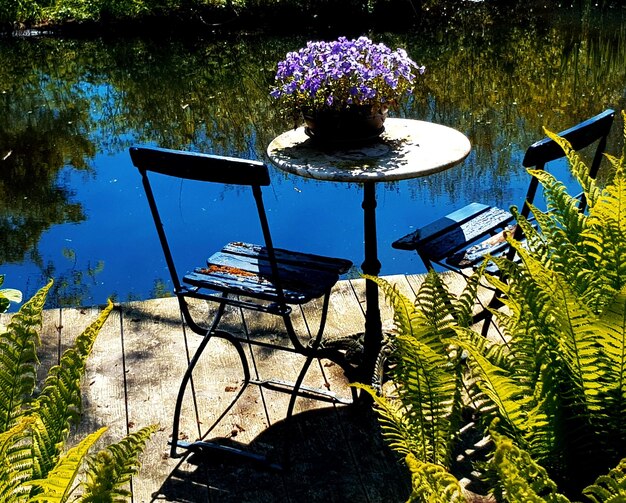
{"left": 129, "top": 146, "right": 353, "bottom": 460}
{"left": 392, "top": 109, "right": 615, "bottom": 332}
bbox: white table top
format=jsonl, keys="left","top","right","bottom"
{"left": 267, "top": 118, "right": 471, "bottom": 183}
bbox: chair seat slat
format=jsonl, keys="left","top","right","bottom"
{"left": 392, "top": 202, "right": 492, "bottom": 251}
{"left": 183, "top": 241, "right": 345, "bottom": 304}
{"left": 212, "top": 243, "right": 342, "bottom": 286}
{"left": 446, "top": 225, "right": 515, "bottom": 268}
{"left": 184, "top": 268, "right": 313, "bottom": 304}
{"left": 222, "top": 242, "right": 352, "bottom": 274}
{"left": 419, "top": 206, "right": 514, "bottom": 261}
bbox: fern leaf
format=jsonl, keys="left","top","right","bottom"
{"left": 363, "top": 274, "right": 468, "bottom": 467}
{"left": 352, "top": 383, "right": 420, "bottom": 458}
{"left": 583, "top": 457, "right": 626, "bottom": 503}
{"left": 507, "top": 241, "right": 606, "bottom": 411}
{"left": 28, "top": 427, "right": 107, "bottom": 503}
{"left": 585, "top": 459, "right": 626, "bottom": 502}
{"left": 593, "top": 285, "right": 626, "bottom": 447}
{"left": 490, "top": 422, "right": 571, "bottom": 503}
{"left": 363, "top": 274, "right": 436, "bottom": 346}
{"left": 454, "top": 338, "right": 530, "bottom": 443}
{"left": 0, "top": 281, "right": 52, "bottom": 433}
{"left": 81, "top": 424, "right": 158, "bottom": 502}
{"left": 585, "top": 166, "right": 626, "bottom": 293}
{"left": 31, "top": 300, "right": 114, "bottom": 479}
{"left": 0, "top": 415, "right": 36, "bottom": 503}
{"left": 399, "top": 353, "right": 461, "bottom": 466}
{"left": 543, "top": 127, "right": 601, "bottom": 211}
{"left": 414, "top": 270, "right": 457, "bottom": 335}
{"left": 527, "top": 169, "right": 587, "bottom": 243}
{"left": 405, "top": 453, "right": 466, "bottom": 503}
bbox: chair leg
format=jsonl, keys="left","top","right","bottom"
{"left": 170, "top": 300, "right": 250, "bottom": 458}
{"left": 472, "top": 289, "right": 504, "bottom": 337}
{"left": 285, "top": 290, "right": 332, "bottom": 418}
{"left": 286, "top": 353, "right": 317, "bottom": 419}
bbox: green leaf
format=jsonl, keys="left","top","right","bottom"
{"left": 81, "top": 424, "right": 158, "bottom": 502}
{"left": 32, "top": 299, "right": 114, "bottom": 479}
{"left": 28, "top": 427, "right": 107, "bottom": 502}
{"left": 405, "top": 453, "right": 466, "bottom": 503}
{"left": 583, "top": 457, "right": 626, "bottom": 503}
{"left": 490, "top": 422, "right": 571, "bottom": 503}
{"left": 0, "top": 280, "right": 51, "bottom": 433}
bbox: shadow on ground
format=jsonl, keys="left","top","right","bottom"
{"left": 151, "top": 402, "right": 411, "bottom": 502}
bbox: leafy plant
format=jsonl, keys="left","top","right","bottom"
{"left": 0, "top": 279, "right": 156, "bottom": 502}
{"left": 355, "top": 268, "right": 484, "bottom": 501}
{"left": 360, "top": 111, "right": 626, "bottom": 502}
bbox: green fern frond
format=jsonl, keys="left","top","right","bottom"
{"left": 454, "top": 339, "right": 530, "bottom": 443}
{"left": 490, "top": 422, "right": 571, "bottom": 503}
{"left": 395, "top": 352, "right": 460, "bottom": 466}
{"left": 0, "top": 280, "right": 52, "bottom": 433}
{"left": 353, "top": 274, "right": 463, "bottom": 467}
{"left": 583, "top": 457, "right": 626, "bottom": 503}
{"left": 363, "top": 274, "right": 432, "bottom": 341}
{"left": 508, "top": 206, "right": 547, "bottom": 260}
{"left": 383, "top": 330, "right": 459, "bottom": 466}
{"left": 451, "top": 265, "right": 487, "bottom": 328}
{"left": 31, "top": 300, "right": 114, "bottom": 479}
{"left": 364, "top": 273, "right": 452, "bottom": 355}
{"left": 352, "top": 383, "right": 421, "bottom": 458}
{"left": 518, "top": 245, "right": 610, "bottom": 424}
{"left": 593, "top": 285, "right": 626, "bottom": 447}
{"left": 414, "top": 271, "right": 457, "bottom": 334}
{"left": 81, "top": 424, "right": 158, "bottom": 502}
{"left": 28, "top": 427, "right": 107, "bottom": 503}
{"left": 0, "top": 415, "right": 36, "bottom": 503}
{"left": 543, "top": 127, "right": 602, "bottom": 211}
{"left": 405, "top": 453, "right": 466, "bottom": 503}
{"left": 584, "top": 167, "right": 626, "bottom": 294}
{"left": 527, "top": 169, "right": 587, "bottom": 242}
{"left": 453, "top": 326, "right": 511, "bottom": 370}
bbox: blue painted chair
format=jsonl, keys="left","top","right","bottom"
{"left": 130, "top": 146, "right": 353, "bottom": 462}
{"left": 392, "top": 109, "right": 615, "bottom": 330}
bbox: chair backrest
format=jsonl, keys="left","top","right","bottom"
{"left": 128, "top": 146, "right": 278, "bottom": 295}
{"left": 129, "top": 146, "right": 271, "bottom": 185}
{"left": 519, "top": 108, "right": 615, "bottom": 219}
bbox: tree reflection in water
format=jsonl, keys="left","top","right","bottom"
{"left": 0, "top": 3, "right": 625, "bottom": 308}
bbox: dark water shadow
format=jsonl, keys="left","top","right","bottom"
{"left": 152, "top": 402, "right": 411, "bottom": 502}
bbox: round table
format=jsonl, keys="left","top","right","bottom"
{"left": 267, "top": 118, "right": 471, "bottom": 383}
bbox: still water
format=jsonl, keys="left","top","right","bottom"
{"left": 1, "top": 5, "right": 625, "bottom": 308}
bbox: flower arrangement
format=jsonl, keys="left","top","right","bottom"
{"left": 270, "top": 36, "right": 425, "bottom": 122}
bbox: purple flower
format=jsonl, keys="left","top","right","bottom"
{"left": 270, "top": 36, "right": 424, "bottom": 115}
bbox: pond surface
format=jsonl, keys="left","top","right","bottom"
{"left": 1, "top": 5, "right": 625, "bottom": 308}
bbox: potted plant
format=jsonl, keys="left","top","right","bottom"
{"left": 270, "top": 36, "right": 424, "bottom": 144}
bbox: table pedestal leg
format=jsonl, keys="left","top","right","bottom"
{"left": 360, "top": 182, "right": 382, "bottom": 384}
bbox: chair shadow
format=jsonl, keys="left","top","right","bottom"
{"left": 151, "top": 402, "right": 411, "bottom": 502}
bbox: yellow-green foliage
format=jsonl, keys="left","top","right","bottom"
{"left": 367, "top": 112, "right": 626, "bottom": 502}
{"left": 583, "top": 457, "right": 626, "bottom": 503}
{"left": 476, "top": 112, "right": 626, "bottom": 492}
{"left": 405, "top": 454, "right": 465, "bottom": 503}
{"left": 0, "top": 280, "right": 157, "bottom": 502}
{"left": 489, "top": 421, "right": 571, "bottom": 503}
{"left": 357, "top": 272, "right": 473, "bottom": 468}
